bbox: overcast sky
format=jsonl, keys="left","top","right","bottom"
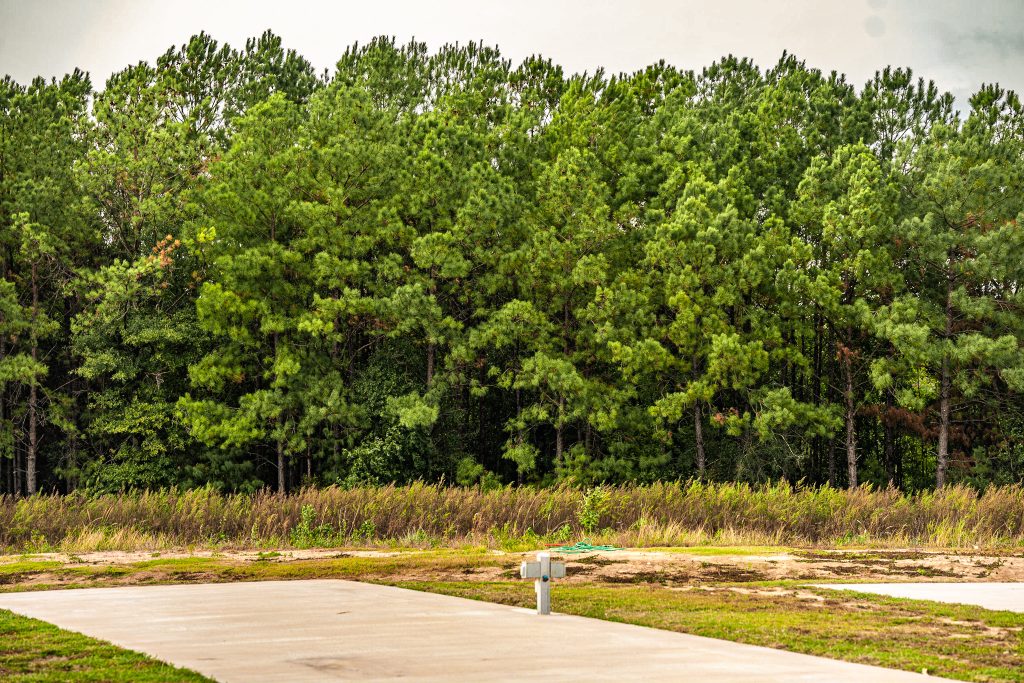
{"left": 3, "top": 0, "right": 1023, "bottom": 111}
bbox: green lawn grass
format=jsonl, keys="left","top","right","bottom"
{"left": 0, "top": 609, "right": 211, "bottom": 682}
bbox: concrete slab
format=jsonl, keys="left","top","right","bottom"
{"left": 814, "top": 582, "right": 1024, "bottom": 612}
{"left": 0, "top": 580, "right": 937, "bottom": 682}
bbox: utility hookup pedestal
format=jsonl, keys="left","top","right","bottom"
{"left": 520, "top": 552, "right": 566, "bottom": 615}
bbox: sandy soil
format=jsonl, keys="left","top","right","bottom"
{"left": 16, "top": 548, "right": 404, "bottom": 565}
{"left": 539, "top": 548, "right": 1024, "bottom": 584}
{"left": 5, "top": 546, "right": 1024, "bottom": 586}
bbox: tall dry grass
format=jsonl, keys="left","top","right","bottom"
{"left": 2, "top": 482, "right": 1023, "bottom": 552}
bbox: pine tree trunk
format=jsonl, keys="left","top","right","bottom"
{"left": 271, "top": 330, "right": 285, "bottom": 494}
{"left": 554, "top": 395, "right": 564, "bottom": 468}
{"left": 828, "top": 438, "right": 837, "bottom": 487}
{"left": 516, "top": 388, "right": 523, "bottom": 444}
{"left": 812, "top": 308, "right": 824, "bottom": 482}
{"left": 882, "top": 390, "right": 903, "bottom": 489}
{"left": 937, "top": 354, "right": 950, "bottom": 489}
{"left": 0, "top": 343, "right": 5, "bottom": 494}
{"left": 27, "top": 378, "right": 37, "bottom": 495}
{"left": 691, "top": 355, "right": 705, "bottom": 478}
{"left": 937, "top": 283, "right": 953, "bottom": 489}
{"left": 884, "top": 416, "right": 895, "bottom": 487}
{"left": 426, "top": 342, "right": 435, "bottom": 388}
{"left": 516, "top": 388, "right": 524, "bottom": 484}
{"left": 332, "top": 426, "right": 339, "bottom": 467}
{"left": 694, "top": 402, "right": 705, "bottom": 478}
{"left": 26, "top": 262, "right": 38, "bottom": 495}
{"left": 276, "top": 439, "right": 285, "bottom": 494}
{"left": 331, "top": 320, "right": 341, "bottom": 470}
{"left": 0, "top": 389, "right": 7, "bottom": 494}
{"left": 68, "top": 428, "right": 78, "bottom": 492}
{"left": 895, "top": 438, "right": 903, "bottom": 487}
{"left": 844, "top": 350, "right": 857, "bottom": 489}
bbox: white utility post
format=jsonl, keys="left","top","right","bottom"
{"left": 519, "top": 551, "right": 566, "bottom": 615}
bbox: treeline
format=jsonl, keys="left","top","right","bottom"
{"left": 1, "top": 32, "right": 1022, "bottom": 495}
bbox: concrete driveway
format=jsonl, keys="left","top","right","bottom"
{"left": 0, "top": 580, "right": 938, "bottom": 682}
{"left": 814, "top": 582, "right": 1024, "bottom": 612}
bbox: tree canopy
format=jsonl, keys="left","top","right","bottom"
{"left": 2, "top": 34, "right": 1023, "bottom": 494}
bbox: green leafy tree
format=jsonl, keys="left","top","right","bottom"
{"left": 0, "top": 71, "right": 91, "bottom": 494}
{"left": 794, "top": 144, "right": 903, "bottom": 487}
{"left": 178, "top": 95, "right": 309, "bottom": 492}
{"left": 72, "top": 236, "right": 210, "bottom": 490}
{"left": 878, "top": 87, "right": 1024, "bottom": 487}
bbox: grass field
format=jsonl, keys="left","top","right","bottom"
{"left": 2, "top": 546, "right": 1024, "bottom": 681}
{"left": 0, "top": 608, "right": 210, "bottom": 682}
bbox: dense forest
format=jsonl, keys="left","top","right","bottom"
{"left": 1, "top": 32, "right": 1022, "bottom": 495}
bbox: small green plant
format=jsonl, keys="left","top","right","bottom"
{"left": 551, "top": 522, "right": 573, "bottom": 543}
{"left": 25, "top": 530, "right": 51, "bottom": 553}
{"left": 254, "top": 551, "right": 282, "bottom": 561}
{"left": 290, "top": 505, "right": 338, "bottom": 548}
{"left": 355, "top": 519, "right": 377, "bottom": 542}
{"left": 578, "top": 486, "right": 609, "bottom": 534}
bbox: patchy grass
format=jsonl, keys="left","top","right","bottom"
{"left": 0, "top": 609, "right": 210, "bottom": 682}
{"left": 3, "top": 547, "right": 1024, "bottom": 681}
{"left": 394, "top": 581, "right": 1024, "bottom": 682}
{"left": 0, "top": 560, "right": 64, "bottom": 576}
{"left": 0, "top": 550, "right": 511, "bottom": 593}
{"left": 3, "top": 544, "right": 1024, "bottom": 590}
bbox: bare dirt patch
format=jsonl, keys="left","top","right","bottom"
{"left": 534, "top": 547, "right": 1024, "bottom": 585}
{"left": 536, "top": 550, "right": 946, "bottom": 584}
{"left": 0, "top": 548, "right": 399, "bottom": 567}
{"left": 4, "top": 546, "right": 1024, "bottom": 590}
